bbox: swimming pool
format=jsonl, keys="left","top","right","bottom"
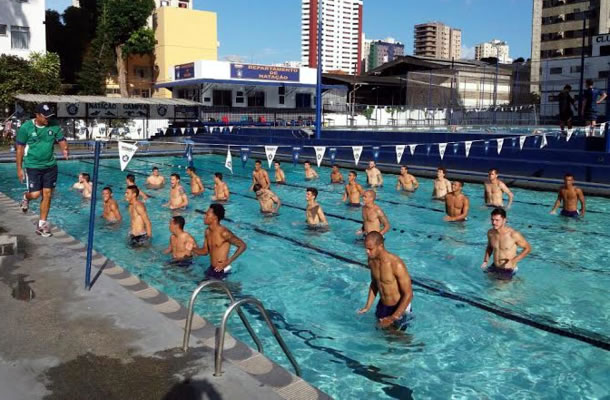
{"left": 1, "top": 154, "right": 609, "bottom": 399}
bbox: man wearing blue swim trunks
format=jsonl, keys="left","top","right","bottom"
{"left": 550, "top": 173, "right": 585, "bottom": 218}
{"left": 193, "top": 204, "right": 247, "bottom": 280}
{"left": 358, "top": 232, "right": 413, "bottom": 329}
{"left": 481, "top": 208, "right": 531, "bottom": 279}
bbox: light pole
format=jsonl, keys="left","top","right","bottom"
{"left": 314, "top": 0, "right": 323, "bottom": 140}
{"left": 578, "top": 9, "right": 591, "bottom": 118}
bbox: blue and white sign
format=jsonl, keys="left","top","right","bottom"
{"left": 175, "top": 63, "right": 195, "bottom": 80}
{"left": 230, "top": 63, "right": 300, "bottom": 82}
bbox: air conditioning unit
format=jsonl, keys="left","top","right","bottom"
{"left": 160, "top": 0, "right": 169, "bottom": 6}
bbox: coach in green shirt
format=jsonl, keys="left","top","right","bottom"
{"left": 16, "top": 103, "right": 69, "bottom": 237}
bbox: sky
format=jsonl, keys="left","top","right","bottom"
{"left": 47, "top": 0, "right": 533, "bottom": 64}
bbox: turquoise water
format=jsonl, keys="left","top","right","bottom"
{"left": 1, "top": 155, "right": 610, "bottom": 399}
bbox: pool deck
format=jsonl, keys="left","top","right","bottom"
{"left": 0, "top": 191, "right": 331, "bottom": 400}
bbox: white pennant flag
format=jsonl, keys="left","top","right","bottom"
{"left": 599, "top": 122, "right": 606, "bottom": 136}
{"left": 438, "top": 143, "right": 447, "bottom": 160}
{"left": 180, "top": 127, "right": 185, "bottom": 135}
{"left": 118, "top": 141, "right": 138, "bottom": 171}
{"left": 395, "top": 145, "right": 405, "bottom": 164}
{"left": 352, "top": 146, "right": 363, "bottom": 166}
{"left": 519, "top": 135, "right": 526, "bottom": 150}
{"left": 540, "top": 134, "right": 547, "bottom": 149}
{"left": 584, "top": 126, "right": 592, "bottom": 137}
{"left": 193, "top": 127, "right": 198, "bottom": 135}
{"left": 265, "top": 146, "right": 278, "bottom": 168}
{"left": 408, "top": 144, "right": 417, "bottom": 156}
{"left": 566, "top": 128, "right": 574, "bottom": 142}
{"left": 496, "top": 138, "right": 504, "bottom": 154}
{"left": 464, "top": 141, "right": 472, "bottom": 158}
{"left": 314, "top": 146, "right": 326, "bottom": 167}
{"left": 225, "top": 147, "right": 233, "bottom": 174}
{"left": 229, "top": 126, "right": 234, "bottom": 133}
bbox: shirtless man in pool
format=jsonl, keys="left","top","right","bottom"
{"left": 125, "top": 185, "right": 152, "bottom": 247}
{"left": 484, "top": 168, "right": 514, "bottom": 208}
{"left": 146, "top": 167, "right": 165, "bottom": 188}
{"left": 366, "top": 161, "right": 383, "bottom": 187}
{"left": 305, "top": 187, "right": 328, "bottom": 228}
{"left": 343, "top": 171, "right": 365, "bottom": 206}
{"left": 250, "top": 160, "right": 270, "bottom": 190}
{"left": 396, "top": 165, "right": 419, "bottom": 192}
{"left": 253, "top": 183, "right": 281, "bottom": 214}
{"left": 102, "top": 187, "right": 121, "bottom": 223}
{"left": 550, "top": 173, "right": 586, "bottom": 218}
{"left": 432, "top": 167, "right": 452, "bottom": 200}
{"left": 359, "top": 190, "right": 390, "bottom": 237}
{"left": 163, "top": 215, "right": 197, "bottom": 267}
{"left": 166, "top": 173, "right": 188, "bottom": 210}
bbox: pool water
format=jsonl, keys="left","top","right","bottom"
{"left": 1, "top": 154, "right": 609, "bottom": 399}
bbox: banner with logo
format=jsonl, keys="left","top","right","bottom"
{"left": 496, "top": 138, "right": 504, "bottom": 155}
{"left": 225, "top": 147, "right": 233, "bottom": 174}
{"left": 292, "top": 146, "right": 301, "bottom": 165}
{"left": 566, "top": 128, "right": 574, "bottom": 142}
{"left": 58, "top": 102, "right": 86, "bottom": 118}
{"left": 395, "top": 145, "right": 405, "bottom": 164}
{"left": 438, "top": 143, "right": 447, "bottom": 160}
{"left": 314, "top": 146, "right": 326, "bottom": 167}
{"left": 409, "top": 144, "right": 417, "bottom": 156}
{"left": 329, "top": 147, "right": 337, "bottom": 164}
{"left": 352, "top": 146, "right": 363, "bottom": 166}
{"left": 150, "top": 104, "right": 174, "bottom": 119}
{"left": 240, "top": 147, "right": 250, "bottom": 167}
{"left": 519, "top": 135, "right": 526, "bottom": 150}
{"left": 265, "top": 146, "right": 278, "bottom": 168}
{"left": 118, "top": 141, "right": 138, "bottom": 171}
{"left": 464, "top": 141, "right": 472, "bottom": 157}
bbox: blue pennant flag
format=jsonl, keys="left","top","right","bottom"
{"left": 511, "top": 137, "right": 517, "bottom": 147}
{"left": 240, "top": 147, "right": 250, "bottom": 168}
{"left": 484, "top": 141, "right": 490, "bottom": 154}
{"left": 183, "top": 142, "right": 194, "bottom": 167}
{"left": 372, "top": 146, "right": 381, "bottom": 162}
{"left": 329, "top": 147, "right": 337, "bottom": 164}
{"left": 453, "top": 143, "right": 459, "bottom": 154}
{"left": 292, "top": 147, "right": 302, "bottom": 166}
{"left": 426, "top": 145, "right": 431, "bottom": 156}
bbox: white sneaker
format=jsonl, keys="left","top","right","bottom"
{"left": 35, "top": 221, "right": 52, "bottom": 237}
{"left": 20, "top": 193, "right": 29, "bottom": 213}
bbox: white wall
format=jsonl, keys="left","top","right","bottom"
{"left": 0, "top": 0, "right": 46, "bottom": 57}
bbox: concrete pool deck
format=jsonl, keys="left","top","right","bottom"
{"left": 0, "top": 191, "right": 331, "bottom": 400}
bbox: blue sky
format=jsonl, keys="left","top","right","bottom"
{"left": 47, "top": 0, "right": 532, "bottom": 64}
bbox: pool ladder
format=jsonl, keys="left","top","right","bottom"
{"left": 182, "top": 280, "right": 302, "bottom": 377}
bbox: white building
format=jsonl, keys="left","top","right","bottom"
{"left": 301, "top": 0, "right": 363, "bottom": 75}
{"left": 0, "top": 0, "right": 46, "bottom": 57}
{"left": 475, "top": 39, "right": 512, "bottom": 64}
{"left": 540, "top": 33, "right": 610, "bottom": 118}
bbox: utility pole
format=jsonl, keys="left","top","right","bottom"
{"left": 578, "top": 9, "right": 589, "bottom": 117}
{"left": 314, "top": 0, "right": 323, "bottom": 140}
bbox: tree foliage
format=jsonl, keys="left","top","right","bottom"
{"left": 122, "top": 27, "right": 156, "bottom": 59}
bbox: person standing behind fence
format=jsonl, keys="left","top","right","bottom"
{"left": 581, "top": 79, "right": 607, "bottom": 135}
{"left": 557, "top": 85, "right": 576, "bottom": 133}
{"left": 16, "top": 103, "right": 69, "bottom": 237}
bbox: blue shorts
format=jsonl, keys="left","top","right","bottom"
{"left": 485, "top": 264, "right": 517, "bottom": 280}
{"left": 346, "top": 202, "right": 361, "bottom": 208}
{"left": 560, "top": 209, "right": 579, "bottom": 218}
{"left": 26, "top": 165, "right": 58, "bottom": 192}
{"left": 168, "top": 257, "right": 193, "bottom": 268}
{"left": 204, "top": 265, "right": 231, "bottom": 280}
{"left": 129, "top": 233, "right": 150, "bottom": 247}
{"left": 375, "top": 301, "right": 412, "bottom": 330}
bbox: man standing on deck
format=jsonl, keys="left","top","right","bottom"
{"left": 358, "top": 190, "right": 390, "bottom": 237}
{"left": 166, "top": 173, "right": 188, "bottom": 210}
{"left": 358, "top": 231, "right": 413, "bottom": 329}
{"left": 274, "top": 161, "right": 286, "bottom": 184}
{"left": 581, "top": 79, "right": 607, "bottom": 134}
{"left": 164, "top": 216, "right": 197, "bottom": 267}
{"left": 125, "top": 185, "right": 152, "bottom": 247}
{"left": 193, "top": 203, "right": 247, "bottom": 280}
{"left": 366, "top": 161, "right": 383, "bottom": 187}
{"left": 550, "top": 173, "right": 586, "bottom": 218}
{"left": 250, "top": 160, "right": 270, "bottom": 190}
{"left": 432, "top": 167, "right": 452, "bottom": 200}
{"left": 557, "top": 85, "right": 576, "bottom": 133}
{"left": 396, "top": 165, "right": 419, "bottom": 192}
{"left": 444, "top": 181, "right": 469, "bottom": 222}
{"left": 484, "top": 168, "right": 514, "bottom": 208}
{"left": 16, "top": 103, "right": 69, "bottom": 237}
{"left": 481, "top": 208, "right": 531, "bottom": 279}
{"left": 343, "top": 171, "right": 365, "bottom": 206}
{"left": 186, "top": 166, "right": 204, "bottom": 196}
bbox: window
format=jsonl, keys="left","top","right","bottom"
{"left": 247, "top": 91, "right": 265, "bottom": 107}
{"left": 133, "top": 66, "right": 151, "bottom": 80}
{"left": 213, "top": 90, "right": 232, "bottom": 106}
{"left": 598, "top": 71, "right": 609, "bottom": 78}
{"left": 549, "top": 67, "right": 563, "bottom": 74}
{"left": 0, "top": 25, "right": 7, "bottom": 36}
{"left": 600, "top": 45, "right": 610, "bottom": 57}
{"left": 11, "top": 26, "right": 30, "bottom": 50}
{"left": 278, "top": 86, "right": 285, "bottom": 105}
{"left": 235, "top": 91, "right": 244, "bottom": 104}
{"left": 569, "top": 65, "right": 581, "bottom": 73}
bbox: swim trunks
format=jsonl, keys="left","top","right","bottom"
{"left": 375, "top": 301, "right": 412, "bottom": 330}
{"left": 560, "top": 209, "right": 579, "bottom": 218}
{"left": 346, "top": 203, "right": 361, "bottom": 207}
{"left": 306, "top": 224, "right": 330, "bottom": 232}
{"left": 129, "top": 233, "right": 150, "bottom": 247}
{"left": 485, "top": 264, "right": 518, "bottom": 280}
{"left": 275, "top": 181, "right": 286, "bottom": 185}
{"left": 204, "top": 265, "right": 232, "bottom": 280}
{"left": 168, "top": 256, "right": 193, "bottom": 268}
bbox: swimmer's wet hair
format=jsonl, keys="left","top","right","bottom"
{"left": 401, "top": 165, "right": 409, "bottom": 170}
{"left": 171, "top": 173, "right": 180, "bottom": 180}
{"left": 491, "top": 207, "right": 506, "bottom": 219}
{"left": 152, "top": 167, "right": 159, "bottom": 171}
{"left": 103, "top": 186, "right": 112, "bottom": 193}
{"left": 564, "top": 172, "right": 574, "bottom": 179}
{"left": 187, "top": 166, "right": 196, "bottom": 172}
{"left": 255, "top": 160, "right": 262, "bottom": 164}
{"left": 489, "top": 167, "right": 498, "bottom": 174}
{"left": 306, "top": 187, "right": 318, "bottom": 198}
{"left": 365, "top": 231, "right": 384, "bottom": 246}
{"left": 82, "top": 173, "right": 90, "bottom": 182}
{"left": 274, "top": 161, "right": 281, "bottom": 165}
{"left": 253, "top": 183, "right": 262, "bottom": 192}
{"left": 304, "top": 161, "right": 311, "bottom": 165}
{"left": 332, "top": 164, "right": 338, "bottom": 168}
{"left": 210, "top": 203, "right": 225, "bottom": 221}
{"left": 437, "top": 167, "right": 447, "bottom": 174}
{"left": 126, "top": 174, "right": 135, "bottom": 182}
{"left": 127, "top": 185, "right": 139, "bottom": 197}
{"left": 215, "top": 172, "right": 223, "bottom": 180}
{"left": 172, "top": 215, "right": 185, "bottom": 230}
{"left": 349, "top": 170, "right": 357, "bottom": 177}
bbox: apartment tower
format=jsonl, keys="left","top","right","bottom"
{"left": 413, "top": 22, "right": 462, "bottom": 60}
{"left": 301, "top": 0, "right": 364, "bottom": 74}
{"left": 475, "top": 39, "right": 512, "bottom": 63}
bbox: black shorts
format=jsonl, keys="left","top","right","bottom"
{"left": 26, "top": 166, "right": 58, "bottom": 193}
{"left": 559, "top": 111, "right": 573, "bottom": 123}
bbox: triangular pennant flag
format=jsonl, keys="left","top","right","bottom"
{"left": 225, "top": 147, "right": 233, "bottom": 174}
{"left": 265, "top": 146, "right": 278, "bottom": 168}
{"left": 484, "top": 141, "right": 490, "bottom": 154}
{"left": 409, "top": 144, "right": 417, "bottom": 156}
{"left": 540, "top": 134, "right": 547, "bottom": 149}
{"left": 566, "top": 128, "right": 574, "bottom": 142}
{"left": 438, "top": 143, "right": 447, "bottom": 160}
{"left": 519, "top": 135, "right": 526, "bottom": 150}
{"left": 193, "top": 127, "right": 198, "bottom": 135}
{"left": 240, "top": 147, "right": 250, "bottom": 167}
{"left": 180, "top": 127, "right": 185, "bottom": 135}
{"left": 292, "top": 147, "right": 301, "bottom": 166}
{"left": 229, "top": 126, "right": 234, "bottom": 133}
{"left": 118, "top": 141, "right": 138, "bottom": 171}
{"left": 585, "top": 126, "right": 592, "bottom": 137}
{"left": 452, "top": 143, "right": 459, "bottom": 154}
{"left": 395, "top": 145, "right": 405, "bottom": 164}
{"left": 314, "top": 146, "right": 326, "bottom": 167}
{"left": 172, "top": 128, "right": 177, "bottom": 135}
{"left": 329, "top": 147, "right": 337, "bottom": 164}
{"left": 511, "top": 137, "right": 517, "bottom": 147}
{"left": 599, "top": 122, "right": 606, "bottom": 136}
{"left": 464, "top": 141, "right": 472, "bottom": 157}
{"left": 372, "top": 146, "right": 381, "bottom": 162}
{"left": 352, "top": 146, "right": 363, "bottom": 166}
{"left": 496, "top": 138, "right": 504, "bottom": 155}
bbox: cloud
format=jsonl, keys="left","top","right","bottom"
{"left": 461, "top": 45, "right": 475, "bottom": 60}
{"left": 222, "top": 55, "right": 247, "bottom": 63}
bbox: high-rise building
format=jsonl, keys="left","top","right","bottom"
{"left": 367, "top": 38, "right": 405, "bottom": 71}
{"left": 301, "top": 0, "right": 363, "bottom": 75}
{"left": 413, "top": 22, "right": 461, "bottom": 60}
{"left": 475, "top": 39, "right": 512, "bottom": 63}
{"left": 155, "top": 0, "right": 192, "bottom": 9}
{"left": 0, "top": 0, "right": 46, "bottom": 57}
{"left": 530, "top": 0, "right": 610, "bottom": 93}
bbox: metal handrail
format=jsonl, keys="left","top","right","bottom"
{"left": 215, "top": 297, "right": 301, "bottom": 377}
{"left": 182, "top": 280, "right": 262, "bottom": 353}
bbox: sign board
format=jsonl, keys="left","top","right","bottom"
{"left": 175, "top": 105, "right": 198, "bottom": 119}
{"left": 57, "top": 102, "right": 86, "bottom": 118}
{"left": 230, "top": 63, "right": 300, "bottom": 82}
{"left": 150, "top": 104, "right": 175, "bottom": 119}
{"left": 175, "top": 62, "right": 195, "bottom": 80}
{"left": 87, "top": 102, "right": 119, "bottom": 118}
{"left": 119, "top": 104, "right": 149, "bottom": 118}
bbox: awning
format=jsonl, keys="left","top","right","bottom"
{"left": 14, "top": 94, "right": 202, "bottom": 106}
{"left": 155, "top": 78, "right": 346, "bottom": 90}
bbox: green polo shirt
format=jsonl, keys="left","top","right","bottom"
{"left": 16, "top": 119, "right": 65, "bottom": 169}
